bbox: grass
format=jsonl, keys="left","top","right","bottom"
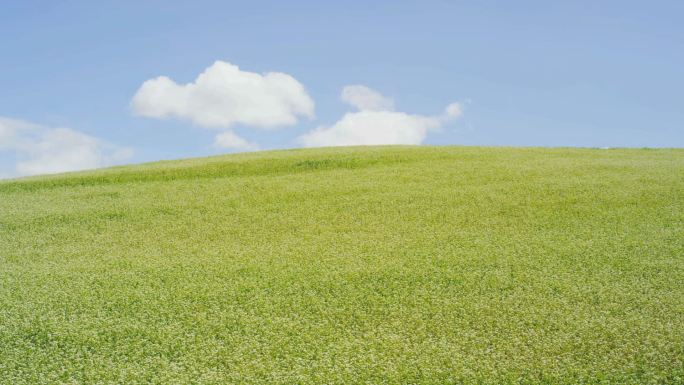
{"left": 0, "top": 145, "right": 683, "bottom": 384}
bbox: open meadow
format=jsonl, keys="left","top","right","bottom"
{"left": 1, "top": 146, "right": 683, "bottom": 384}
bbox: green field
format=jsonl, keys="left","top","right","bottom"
{"left": 1, "top": 146, "right": 683, "bottom": 384}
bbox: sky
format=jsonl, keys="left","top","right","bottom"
{"left": 1, "top": 0, "right": 683, "bottom": 178}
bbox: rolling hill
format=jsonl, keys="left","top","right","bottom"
{"left": 1, "top": 146, "right": 683, "bottom": 384}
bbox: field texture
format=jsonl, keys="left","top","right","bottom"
{"left": 0, "top": 146, "right": 683, "bottom": 384}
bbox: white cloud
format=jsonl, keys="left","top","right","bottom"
{"left": 444, "top": 102, "right": 463, "bottom": 119}
{"left": 0, "top": 117, "right": 132, "bottom": 177}
{"left": 299, "top": 86, "right": 462, "bottom": 147}
{"left": 131, "top": 61, "right": 315, "bottom": 132}
{"left": 300, "top": 111, "right": 440, "bottom": 147}
{"left": 213, "top": 130, "right": 258, "bottom": 150}
{"left": 341, "top": 85, "right": 394, "bottom": 111}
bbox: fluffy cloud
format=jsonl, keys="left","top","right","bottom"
{"left": 131, "top": 61, "right": 314, "bottom": 148}
{"left": 0, "top": 117, "right": 132, "bottom": 177}
{"left": 300, "top": 111, "right": 440, "bottom": 147}
{"left": 299, "top": 86, "right": 462, "bottom": 147}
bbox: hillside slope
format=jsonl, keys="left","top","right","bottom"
{"left": 1, "top": 146, "right": 683, "bottom": 384}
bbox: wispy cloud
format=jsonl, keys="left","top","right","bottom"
{"left": 341, "top": 85, "right": 395, "bottom": 112}
{"left": 0, "top": 117, "right": 132, "bottom": 178}
{"left": 213, "top": 130, "right": 258, "bottom": 150}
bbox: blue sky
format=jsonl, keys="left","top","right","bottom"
{"left": 1, "top": 1, "right": 682, "bottom": 177}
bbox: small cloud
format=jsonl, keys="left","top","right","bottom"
{"left": 299, "top": 86, "right": 462, "bottom": 147}
{"left": 341, "top": 85, "right": 394, "bottom": 111}
{"left": 0, "top": 117, "right": 132, "bottom": 177}
{"left": 131, "top": 61, "right": 315, "bottom": 131}
{"left": 213, "top": 130, "right": 258, "bottom": 150}
{"left": 444, "top": 102, "right": 463, "bottom": 120}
